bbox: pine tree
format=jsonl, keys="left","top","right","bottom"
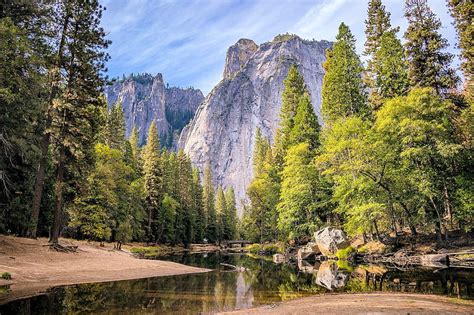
{"left": 224, "top": 187, "right": 237, "bottom": 240}
{"left": 290, "top": 92, "right": 320, "bottom": 150}
{"left": 404, "top": 0, "right": 458, "bottom": 95}
{"left": 447, "top": 0, "right": 474, "bottom": 99}
{"left": 203, "top": 166, "right": 216, "bottom": 242}
{"left": 0, "top": 14, "right": 46, "bottom": 234}
{"left": 104, "top": 102, "right": 126, "bottom": 151}
{"left": 215, "top": 186, "right": 227, "bottom": 242}
{"left": 364, "top": 0, "right": 392, "bottom": 57}
{"left": 245, "top": 131, "right": 279, "bottom": 243}
{"left": 373, "top": 30, "right": 409, "bottom": 101}
{"left": 32, "top": 0, "right": 111, "bottom": 243}
{"left": 142, "top": 122, "right": 162, "bottom": 242}
{"left": 191, "top": 168, "right": 205, "bottom": 242}
{"left": 274, "top": 65, "right": 307, "bottom": 163}
{"left": 277, "top": 143, "right": 322, "bottom": 241}
{"left": 322, "top": 23, "right": 368, "bottom": 124}
{"left": 363, "top": 0, "right": 396, "bottom": 108}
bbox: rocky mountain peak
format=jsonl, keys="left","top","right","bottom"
{"left": 223, "top": 38, "right": 259, "bottom": 79}
{"left": 179, "top": 36, "right": 332, "bottom": 214}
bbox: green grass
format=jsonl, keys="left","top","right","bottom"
{"left": 1, "top": 272, "right": 11, "bottom": 280}
{"left": 129, "top": 247, "right": 160, "bottom": 258}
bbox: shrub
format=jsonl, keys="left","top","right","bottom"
{"left": 1, "top": 272, "right": 11, "bottom": 280}
{"left": 335, "top": 246, "right": 356, "bottom": 259}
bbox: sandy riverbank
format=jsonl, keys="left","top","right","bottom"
{"left": 221, "top": 293, "right": 474, "bottom": 314}
{"left": 0, "top": 235, "right": 210, "bottom": 304}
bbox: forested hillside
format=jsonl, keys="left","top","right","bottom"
{"left": 0, "top": 1, "right": 236, "bottom": 246}
{"left": 241, "top": 0, "right": 473, "bottom": 244}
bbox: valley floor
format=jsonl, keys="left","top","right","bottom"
{"left": 0, "top": 235, "right": 210, "bottom": 304}
{"left": 222, "top": 293, "right": 474, "bottom": 314}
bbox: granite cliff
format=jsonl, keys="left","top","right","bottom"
{"left": 179, "top": 35, "right": 332, "bottom": 213}
{"left": 105, "top": 73, "right": 204, "bottom": 147}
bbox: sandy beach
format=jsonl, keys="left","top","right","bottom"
{"left": 222, "top": 292, "right": 474, "bottom": 314}
{"left": 0, "top": 235, "right": 210, "bottom": 304}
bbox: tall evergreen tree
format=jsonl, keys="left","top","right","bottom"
{"left": 290, "top": 93, "right": 320, "bottom": 149}
{"left": 142, "top": 122, "right": 162, "bottom": 242}
{"left": 373, "top": 30, "right": 410, "bottom": 101}
{"left": 404, "top": 0, "right": 458, "bottom": 95}
{"left": 104, "top": 102, "right": 126, "bottom": 151}
{"left": 30, "top": 0, "right": 110, "bottom": 242}
{"left": 447, "top": 0, "right": 474, "bottom": 99}
{"left": 224, "top": 187, "right": 238, "bottom": 240}
{"left": 191, "top": 168, "right": 205, "bottom": 242}
{"left": 274, "top": 64, "right": 307, "bottom": 163}
{"left": 203, "top": 166, "right": 216, "bottom": 242}
{"left": 364, "top": 0, "right": 392, "bottom": 57}
{"left": 215, "top": 186, "right": 227, "bottom": 242}
{"left": 322, "top": 23, "right": 368, "bottom": 124}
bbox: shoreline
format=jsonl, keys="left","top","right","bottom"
{"left": 221, "top": 292, "right": 474, "bottom": 314}
{"left": 0, "top": 235, "right": 210, "bottom": 305}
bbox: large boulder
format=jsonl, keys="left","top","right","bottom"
{"left": 297, "top": 242, "right": 321, "bottom": 261}
{"left": 315, "top": 262, "right": 349, "bottom": 290}
{"left": 314, "top": 227, "right": 349, "bottom": 256}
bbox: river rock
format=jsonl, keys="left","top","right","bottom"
{"left": 314, "top": 227, "right": 349, "bottom": 256}
{"left": 315, "top": 262, "right": 349, "bottom": 290}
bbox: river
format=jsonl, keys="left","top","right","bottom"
{"left": 0, "top": 252, "right": 472, "bottom": 314}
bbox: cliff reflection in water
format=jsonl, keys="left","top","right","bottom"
{"left": 1, "top": 252, "right": 472, "bottom": 314}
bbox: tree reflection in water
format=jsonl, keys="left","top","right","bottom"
{"left": 1, "top": 253, "right": 472, "bottom": 314}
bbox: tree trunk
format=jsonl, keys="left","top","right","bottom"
{"left": 27, "top": 10, "right": 71, "bottom": 238}
{"left": 50, "top": 147, "right": 65, "bottom": 244}
{"left": 27, "top": 132, "right": 50, "bottom": 238}
{"left": 373, "top": 220, "right": 381, "bottom": 241}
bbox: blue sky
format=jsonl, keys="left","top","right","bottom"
{"left": 100, "top": 0, "right": 459, "bottom": 94}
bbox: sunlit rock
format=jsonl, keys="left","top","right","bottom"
{"left": 314, "top": 227, "right": 349, "bottom": 256}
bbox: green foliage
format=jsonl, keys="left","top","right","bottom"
{"left": 335, "top": 246, "right": 356, "bottom": 259}
{"left": 373, "top": 30, "right": 409, "bottom": 102}
{"left": 104, "top": 102, "right": 126, "bottom": 150}
{"left": 142, "top": 122, "right": 162, "bottom": 242}
{"left": 275, "top": 64, "right": 307, "bottom": 159}
{"left": 224, "top": 188, "right": 238, "bottom": 240}
{"left": 447, "top": 0, "right": 474, "bottom": 99}
{"left": 404, "top": 0, "right": 458, "bottom": 95}
{"left": 1, "top": 272, "right": 12, "bottom": 280}
{"left": 277, "top": 143, "right": 324, "bottom": 240}
{"left": 245, "top": 243, "right": 283, "bottom": 255}
{"left": 322, "top": 23, "right": 368, "bottom": 124}
{"left": 203, "top": 166, "right": 217, "bottom": 243}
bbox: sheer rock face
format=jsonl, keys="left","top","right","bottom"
{"left": 179, "top": 36, "right": 332, "bottom": 214}
{"left": 105, "top": 73, "right": 204, "bottom": 147}
{"left": 223, "top": 38, "right": 259, "bottom": 79}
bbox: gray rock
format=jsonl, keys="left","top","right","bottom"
{"left": 179, "top": 35, "right": 332, "bottom": 212}
{"left": 314, "top": 227, "right": 349, "bottom": 256}
{"left": 105, "top": 73, "right": 204, "bottom": 148}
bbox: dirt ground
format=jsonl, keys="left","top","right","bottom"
{"left": 222, "top": 293, "right": 474, "bottom": 314}
{"left": 0, "top": 235, "right": 209, "bottom": 304}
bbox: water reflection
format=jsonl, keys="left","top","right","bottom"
{"left": 1, "top": 252, "right": 472, "bottom": 314}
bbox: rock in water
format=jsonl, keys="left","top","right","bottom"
{"left": 105, "top": 73, "right": 204, "bottom": 148}
{"left": 315, "top": 262, "right": 349, "bottom": 290}
{"left": 179, "top": 35, "right": 332, "bottom": 213}
{"left": 314, "top": 227, "right": 349, "bottom": 256}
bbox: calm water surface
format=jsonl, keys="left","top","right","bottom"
{"left": 0, "top": 252, "right": 472, "bottom": 314}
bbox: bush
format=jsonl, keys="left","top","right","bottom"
{"left": 335, "top": 246, "right": 356, "bottom": 259}
{"left": 1, "top": 272, "right": 11, "bottom": 280}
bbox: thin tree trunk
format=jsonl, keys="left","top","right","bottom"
{"left": 50, "top": 147, "right": 65, "bottom": 244}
